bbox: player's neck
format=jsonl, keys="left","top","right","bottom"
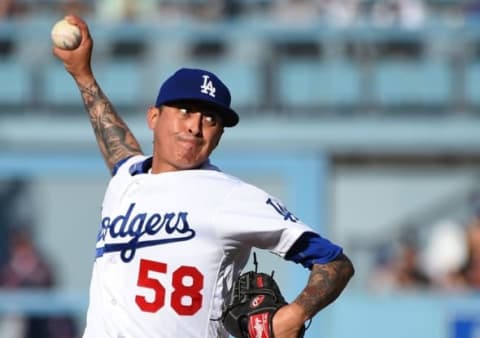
{"left": 150, "top": 157, "right": 207, "bottom": 174}
{"left": 149, "top": 160, "right": 189, "bottom": 174}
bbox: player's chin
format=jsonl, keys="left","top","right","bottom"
{"left": 174, "top": 155, "right": 208, "bottom": 170}
{"left": 174, "top": 147, "right": 210, "bottom": 168}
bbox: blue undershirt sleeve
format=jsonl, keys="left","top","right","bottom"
{"left": 285, "top": 232, "right": 343, "bottom": 270}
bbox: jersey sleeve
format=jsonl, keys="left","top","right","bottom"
{"left": 111, "top": 156, "right": 134, "bottom": 176}
{"left": 101, "top": 155, "right": 148, "bottom": 212}
{"left": 214, "top": 182, "right": 315, "bottom": 258}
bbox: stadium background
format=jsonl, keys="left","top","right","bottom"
{"left": 1, "top": 0, "right": 480, "bottom": 337}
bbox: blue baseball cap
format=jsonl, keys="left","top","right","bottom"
{"left": 155, "top": 68, "right": 239, "bottom": 127}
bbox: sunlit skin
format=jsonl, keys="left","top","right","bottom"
{"left": 146, "top": 102, "right": 224, "bottom": 173}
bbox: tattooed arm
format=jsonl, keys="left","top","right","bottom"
{"left": 272, "top": 253, "right": 354, "bottom": 338}
{"left": 295, "top": 254, "right": 354, "bottom": 315}
{"left": 52, "top": 15, "right": 143, "bottom": 172}
{"left": 77, "top": 79, "right": 143, "bottom": 171}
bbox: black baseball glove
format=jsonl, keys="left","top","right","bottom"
{"left": 221, "top": 257, "right": 306, "bottom": 338}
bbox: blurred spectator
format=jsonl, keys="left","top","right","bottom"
{"left": 0, "top": 178, "right": 35, "bottom": 267}
{"left": 222, "top": 0, "right": 244, "bottom": 19}
{"left": 0, "top": 229, "right": 79, "bottom": 338}
{"left": 58, "top": 0, "right": 93, "bottom": 17}
{"left": 371, "top": 0, "right": 427, "bottom": 29}
{"left": 0, "top": 0, "right": 93, "bottom": 19}
{"left": 189, "top": 0, "right": 226, "bottom": 22}
{"left": 369, "top": 215, "right": 480, "bottom": 293}
{"left": 0, "top": 0, "right": 30, "bottom": 19}
{"left": 0, "top": 0, "right": 15, "bottom": 18}
{"left": 464, "top": 1, "right": 480, "bottom": 23}
{"left": 95, "top": 0, "right": 158, "bottom": 22}
{"left": 237, "top": 0, "right": 272, "bottom": 18}
{"left": 369, "top": 229, "right": 430, "bottom": 292}
{"left": 270, "top": 0, "right": 322, "bottom": 25}
{"left": 319, "top": 0, "right": 360, "bottom": 27}
{"left": 459, "top": 214, "right": 480, "bottom": 289}
{"left": 393, "top": 238, "right": 430, "bottom": 288}
{"left": 0, "top": 229, "right": 54, "bottom": 288}
{"left": 420, "top": 220, "right": 468, "bottom": 290}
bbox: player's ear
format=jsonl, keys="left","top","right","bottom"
{"left": 213, "top": 128, "right": 224, "bottom": 148}
{"left": 146, "top": 106, "right": 160, "bottom": 130}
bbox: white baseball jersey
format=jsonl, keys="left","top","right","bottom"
{"left": 83, "top": 155, "right": 314, "bottom": 338}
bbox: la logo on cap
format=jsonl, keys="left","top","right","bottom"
{"left": 200, "top": 75, "right": 216, "bottom": 98}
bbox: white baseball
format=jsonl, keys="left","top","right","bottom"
{"left": 51, "top": 19, "right": 81, "bottom": 50}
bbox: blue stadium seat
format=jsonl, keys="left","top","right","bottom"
{"left": 372, "top": 59, "right": 452, "bottom": 107}
{"left": 42, "top": 61, "right": 80, "bottom": 106}
{"left": 42, "top": 59, "right": 145, "bottom": 108}
{"left": 0, "top": 61, "right": 31, "bottom": 105}
{"left": 276, "top": 59, "right": 361, "bottom": 107}
{"left": 95, "top": 60, "right": 145, "bottom": 107}
{"left": 465, "top": 62, "right": 480, "bottom": 106}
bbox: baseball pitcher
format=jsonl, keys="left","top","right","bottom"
{"left": 52, "top": 15, "right": 354, "bottom": 338}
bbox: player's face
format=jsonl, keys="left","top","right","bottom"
{"left": 147, "top": 102, "right": 224, "bottom": 173}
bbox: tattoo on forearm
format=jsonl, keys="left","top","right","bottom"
{"left": 78, "top": 80, "right": 142, "bottom": 170}
{"left": 294, "top": 254, "right": 354, "bottom": 319}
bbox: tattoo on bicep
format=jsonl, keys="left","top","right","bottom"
{"left": 79, "top": 81, "right": 142, "bottom": 168}
{"left": 294, "top": 254, "right": 353, "bottom": 318}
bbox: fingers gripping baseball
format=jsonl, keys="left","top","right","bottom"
{"left": 52, "top": 15, "right": 94, "bottom": 82}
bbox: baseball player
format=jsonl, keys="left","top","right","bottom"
{"left": 53, "top": 15, "right": 354, "bottom": 338}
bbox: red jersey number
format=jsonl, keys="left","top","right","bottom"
{"left": 135, "top": 259, "right": 204, "bottom": 316}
